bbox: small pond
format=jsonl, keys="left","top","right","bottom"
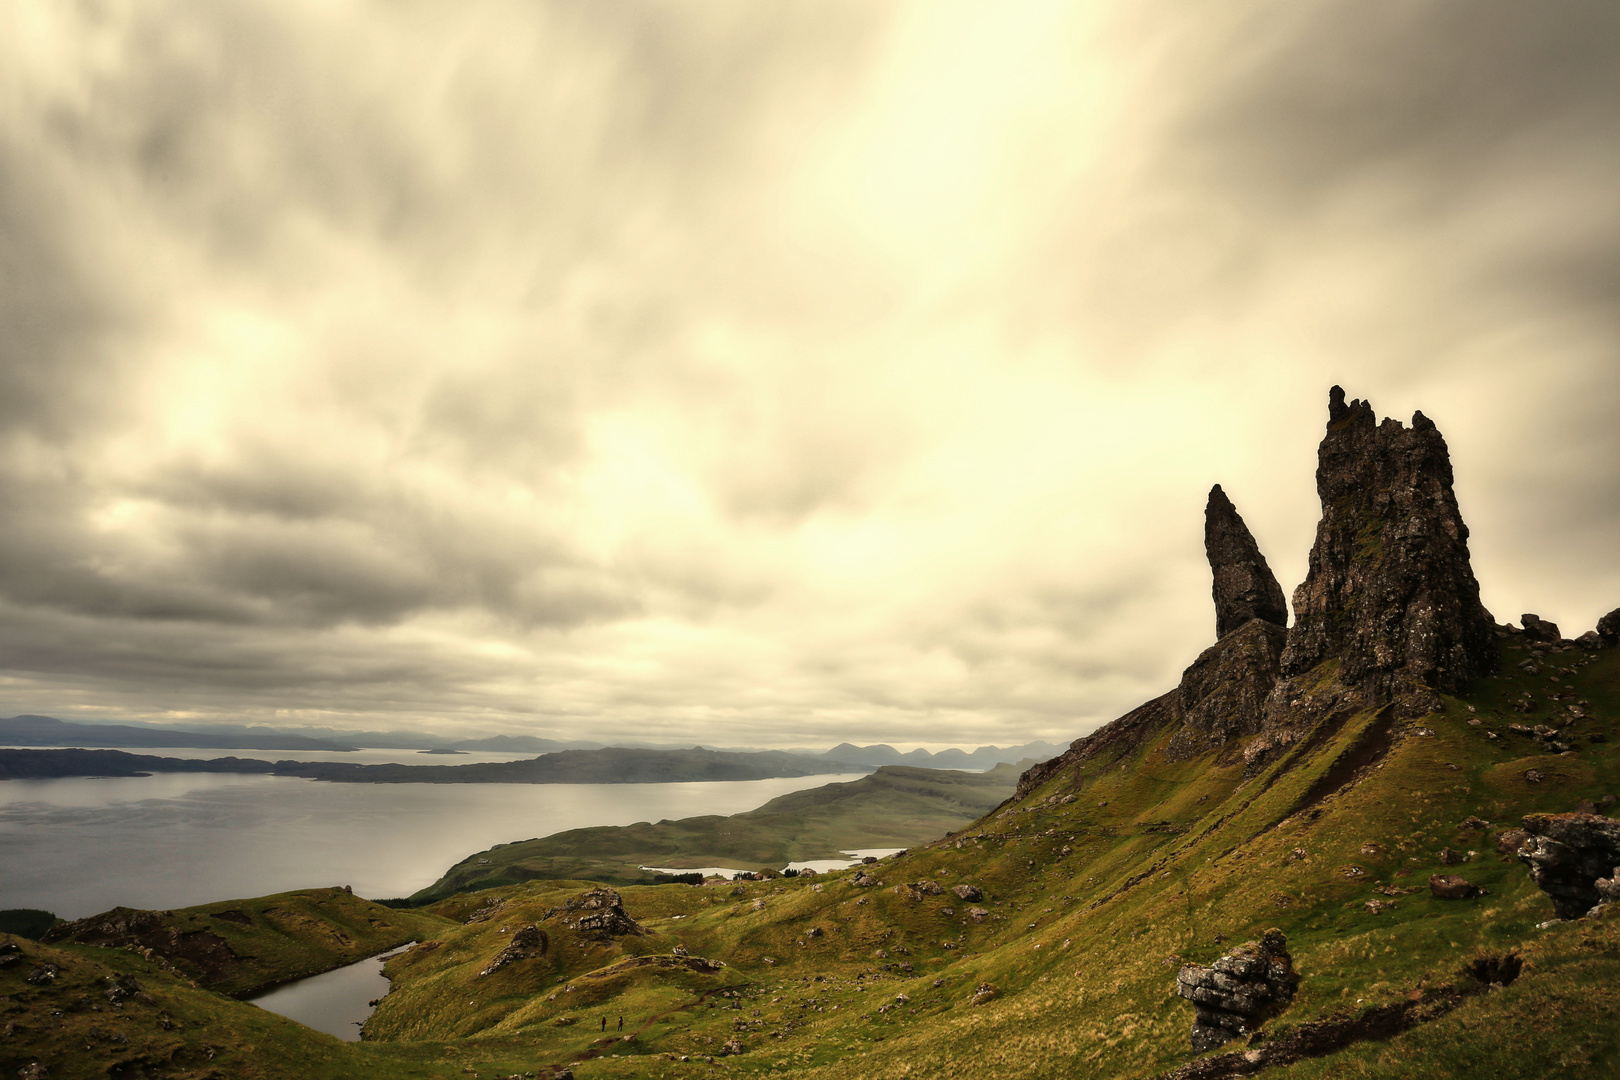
{"left": 247, "top": 942, "right": 413, "bottom": 1041}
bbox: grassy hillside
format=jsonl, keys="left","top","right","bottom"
{"left": 12, "top": 637, "right": 1620, "bottom": 1079}
{"left": 43, "top": 887, "right": 453, "bottom": 996}
{"left": 416, "top": 763, "right": 1024, "bottom": 898}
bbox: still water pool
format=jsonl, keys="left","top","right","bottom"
{"left": 247, "top": 942, "right": 415, "bottom": 1041}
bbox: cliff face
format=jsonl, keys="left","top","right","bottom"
{"left": 1275, "top": 387, "right": 1497, "bottom": 704}
{"left": 1206, "top": 484, "right": 1288, "bottom": 640}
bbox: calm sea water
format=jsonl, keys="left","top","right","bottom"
{"left": 0, "top": 759, "right": 863, "bottom": 919}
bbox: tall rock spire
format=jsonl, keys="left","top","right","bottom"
{"left": 1205, "top": 485, "right": 1288, "bottom": 640}
{"left": 1277, "top": 386, "right": 1496, "bottom": 699}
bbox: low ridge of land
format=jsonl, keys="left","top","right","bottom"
{"left": 415, "top": 763, "right": 1025, "bottom": 897}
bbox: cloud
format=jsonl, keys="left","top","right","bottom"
{"left": 0, "top": 1, "right": 1617, "bottom": 747}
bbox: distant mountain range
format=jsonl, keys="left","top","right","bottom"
{"left": 0, "top": 746, "right": 877, "bottom": 784}
{"left": 0, "top": 714, "right": 1062, "bottom": 766}
{"left": 0, "top": 715, "right": 360, "bottom": 752}
{"left": 818, "top": 740, "right": 1063, "bottom": 769}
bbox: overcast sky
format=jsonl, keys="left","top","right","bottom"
{"left": 2, "top": 1, "right": 1618, "bottom": 749}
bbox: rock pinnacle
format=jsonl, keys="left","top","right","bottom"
{"left": 1205, "top": 484, "right": 1288, "bottom": 640}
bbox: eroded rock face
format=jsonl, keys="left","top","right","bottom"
{"left": 542, "top": 889, "right": 645, "bottom": 939}
{"left": 1206, "top": 485, "right": 1288, "bottom": 640}
{"left": 1274, "top": 387, "right": 1496, "bottom": 704}
{"left": 1175, "top": 929, "right": 1299, "bottom": 1052}
{"left": 1518, "top": 813, "right": 1620, "bottom": 919}
{"left": 1165, "top": 618, "right": 1288, "bottom": 762}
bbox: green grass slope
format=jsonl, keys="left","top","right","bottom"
{"left": 15, "top": 637, "right": 1620, "bottom": 1079}
{"left": 417, "top": 763, "right": 1023, "bottom": 897}
{"left": 43, "top": 887, "right": 454, "bottom": 996}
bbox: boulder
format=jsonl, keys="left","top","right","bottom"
{"left": 1598, "top": 608, "right": 1620, "bottom": 647}
{"left": 1495, "top": 828, "right": 1529, "bottom": 855}
{"left": 1521, "top": 614, "right": 1562, "bottom": 643}
{"left": 1519, "top": 813, "right": 1620, "bottom": 918}
{"left": 951, "top": 884, "right": 983, "bottom": 902}
{"left": 1429, "top": 874, "right": 1482, "bottom": 899}
{"left": 1175, "top": 929, "right": 1299, "bottom": 1052}
{"left": 1206, "top": 484, "right": 1289, "bottom": 640}
{"left": 1577, "top": 631, "right": 1605, "bottom": 651}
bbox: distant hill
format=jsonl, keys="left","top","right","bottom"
{"left": 415, "top": 761, "right": 1026, "bottom": 896}
{"left": 0, "top": 715, "right": 359, "bottom": 752}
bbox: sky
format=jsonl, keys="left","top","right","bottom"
{"left": 2, "top": 0, "right": 1618, "bottom": 750}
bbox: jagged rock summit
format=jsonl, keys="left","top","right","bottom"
{"left": 1206, "top": 483, "right": 1288, "bottom": 640}
{"left": 1024, "top": 386, "right": 1502, "bottom": 789}
{"left": 1277, "top": 386, "right": 1496, "bottom": 703}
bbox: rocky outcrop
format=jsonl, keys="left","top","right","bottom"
{"left": 1206, "top": 485, "right": 1288, "bottom": 640}
{"left": 1273, "top": 388, "right": 1496, "bottom": 705}
{"left": 542, "top": 889, "right": 645, "bottom": 939}
{"left": 1597, "top": 608, "right": 1620, "bottom": 647}
{"left": 43, "top": 906, "right": 241, "bottom": 985}
{"left": 1518, "top": 812, "right": 1620, "bottom": 919}
{"left": 1175, "top": 929, "right": 1299, "bottom": 1052}
{"left": 479, "top": 924, "right": 549, "bottom": 976}
{"left": 1165, "top": 619, "right": 1288, "bottom": 762}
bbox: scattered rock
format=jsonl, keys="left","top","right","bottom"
{"left": 1495, "top": 828, "right": 1529, "bottom": 856}
{"left": 851, "top": 873, "right": 879, "bottom": 888}
{"left": 951, "top": 884, "right": 983, "bottom": 902}
{"left": 1174, "top": 929, "right": 1299, "bottom": 1052}
{"left": 1364, "top": 899, "right": 1395, "bottom": 914}
{"left": 1438, "top": 848, "right": 1468, "bottom": 866}
{"left": 479, "top": 924, "right": 549, "bottom": 976}
{"left": 17, "top": 1065, "right": 48, "bottom": 1080}
{"left": 967, "top": 907, "right": 990, "bottom": 923}
{"left": 1577, "top": 631, "right": 1604, "bottom": 651}
{"left": 24, "top": 965, "right": 57, "bottom": 986}
{"left": 1524, "top": 770, "right": 1544, "bottom": 784}
{"left": 722, "top": 1038, "right": 743, "bottom": 1055}
{"left": 1459, "top": 816, "right": 1489, "bottom": 831}
{"left": 894, "top": 880, "right": 946, "bottom": 901}
{"left": 1429, "top": 874, "right": 1483, "bottom": 900}
{"left": 968, "top": 982, "right": 998, "bottom": 1006}
{"left": 1519, "top": 812, "right": 1620, "bottom": 918}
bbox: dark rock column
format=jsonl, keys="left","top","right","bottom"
{"left": 1206, "top": 484, "right": 1289, "bottom": 640}
{"left": 1277, "top": 386, "right": 1496, "bottom": 702}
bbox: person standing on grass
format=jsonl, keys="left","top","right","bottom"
{"left": 600, "top": 1016, "right": 606, "bottom": 1032}
{"left": 618, "top": 1015, "right": 624, "bottom": 1031}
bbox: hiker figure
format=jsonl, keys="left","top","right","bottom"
{"left": 617, "top": 1015, "right": 624, "bottom": 1031}
{"left": 600, "top": 1016, "right": 607, "bottom": 1032}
